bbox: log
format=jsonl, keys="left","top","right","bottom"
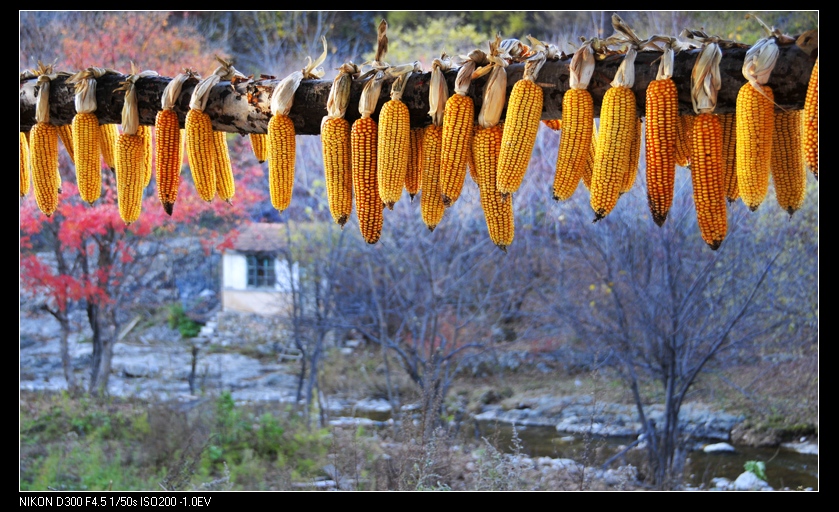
{"left": 19, "top": 42, "right": 816, "bottom": 136}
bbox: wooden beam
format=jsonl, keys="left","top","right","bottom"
{"left": 19, "top": 42, "right": 815, "bottom": 135}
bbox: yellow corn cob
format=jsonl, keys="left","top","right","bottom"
{"left": 115, "top": 133, "right": 146, "bottom": 224}
{"left": 249, "top": 133, "right": 268, "bottom": 163}
{"left": 267, "top": 114, "right": 296, "bottom": 212}
{"left": 185, "top": 109, "right": 217, "bottom": 202}
{"left": 552, "top": 89, "right": 594, "bottom": 202}
{"left": 590, "top": 86, "right": 636, "bottom": 221}
{"left": 30, "top": 122, "right": 60, "bottom": 216}
{"left": 420, "top": 124, "right": 445, "bottom": 232}
{"left": 72, "top": 112, "right": 101, "bottom": 204}
{"left": 644, "top": 78, "right": 678, "bottom": 225}
{"left": 720, "top": 112, "right": 739, "bottom": 202}
{"left": 690, "top": 113, "right": 727, "bottom": 250}
{"left": 735, "top": 83, "right": 774, "bottom": 211}
{"left": 581, "top": 123, "right": 597, "bottom": 191}
{"left": 439, "top": 93, "right": 475, "bottom": 206}
{"left": 321, "top": 117, "right": 353, "bottom": 226}
{"left": 377, "top": 98, "right": 411, "bottom": 209}
{"left": 137, "top": 124, "right": 153, "bottom": 188}
{"left": 154, "top": 108, "right": 183, "bottom": 215}
{"left": 674, "top": 114, "right": 693, "bottom": 167}
{"left": 542, "top": 119, "right": 562, "bottom": 131}
{"left": 57, "top": 124, "right": 75, "bottom": 166}
{"left": 497, "top": 79, "right": 543, "bottom": 196}
{"left": 213, "top": 131, "right": 235, "bottom": 204}
{"left": 475, "top": 123, "right": 514, "bottom": 252}
{"left": 803, "top": 57, "right": 818, "bottom": 179}
{"left": 770, "top": 110, "right": 806, "bottom": 215}
{"left": 621, "top": 117, "right": 642, "bottom": 194}
{"left": 352, "top": 116, "right": 383, "bottom": 244}
{"left": 99, "top": 124, "right": 118, "bottom": 171}
{"left": 20, "top": 132, "right": 31, "bottom": 198}
{"left": 405, "top": 126, "right": 424, "bottom": 200}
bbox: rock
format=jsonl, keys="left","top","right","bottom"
{"left": 731, "top": 423, "right": 782, "bottom": 447}
{"left": 712, "top": 477, "right": 732, "bottom": 489}
{"left": 732, "top": 471, "right": 772, "bottom": 491}
{"left": 703, "top": 442, "right": 735, "bottom": 453}
{"left": 781, "top": 441, "right": 818, "bottom": 455}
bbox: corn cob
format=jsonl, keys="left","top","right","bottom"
{"left": 71, "top": 113, "right": 101, "bottom": 204}
{"left": 115, "top": 132, "right": 145, "bottom": 224}
{"left": 377, "top": 96, "right": 411, "bottom": 209}
{"left": 321, "top": 116, "right": 353, "bottom": 226}
{"left": 552, "top": 89, "right": 593, "bottom": 201}
{"left": 644, "top": 48, "right": 679, "bottom": 226}
{"left": 154, "top": 109, "right": 183, "bottom": 215}
{"left": 691, "top": 113, "right": 727, "bottom": 250}
{"left": 689, "top": 37, "right": 727, "bottom": 250}
{"left": 30, "top": 122, "right": 59, "bottom": 216}
{"left": 581, "top": 123, "right": 597, "bottom": 191}
{"left": 497, "top": 37, "right": 556, "bottom": 196}
{"left": 591, "top": 86, "right": 636, "bottom": 220}
{"left": 20, "top": 132, "right": 32, "bottom": 197}
{"left": 67, "top": 68, "right": 114, "bottom": 204}
{"left": 420, "top": 124, "right": 445, "bottom": 231}
{"left": 542, "top": 119, "right": 562, "bottom": 131}
{"left": 405, "top": 126, "right": 424, "bottom": 200}
{"left": 735, "top": 82, "right": 774, "bottom": 211}
{"left": 621, "top": 117, "right": 642, "bottom": 194}
{"left": 114, "top": 69, "right": 159, "bottom": 223}
{"left": 137, "top": 124, "right": 153, "bottom": 188}
{"left": 736, "top": 29, "right": 780, "bottom": 212}
{"left": 553, "top": 41, "right": 595, "bottom": 202}
{"left": 187, "top": 58, "right": 247, "bottom": 203}
{"left": 802, "top": 57, "right": 817, "bottom": 179}
{"left": 268, "top": 39, "right": 327, "bottom": 213}
{"left": 770, "top": 109, "right": 806, "bottom": 215}
{"left": 185, "top": 108, "right": 217, "bottom": 202}
{"left": 249, "top": 133, "right": 268, "bottom": 163}
{"left": 476, "top": 123, "right": 513, "bottom": 251}
{"left": 352, "top": 115, "right": 383, "bottom": 243}
{"left": 674, "top": 114, "right": 693, "bottom": 167}
{"left": 57, "top": 124, "right": 75, "bottom": 166}
{"left": 497, "top": 78, "right": 543, "bottom": 196}
{"left": 719, "top": 112, "right": 739, "bottom": 202}
{"left": 213, "top": 130, "right": 235, "bottom": 203}
{"left": 440, "top": 92, "right": 475, "bottom": 206}
{"left": 590, "top": 30, "right": 640, "bottom": 222}
{"left": 321, "top": 62, "right": 357, "bottom": 227}
{"left": 99, "top": 124, "right": 118, "bottom": 171}
{"left": 154, "top": 71, "right": 191, "bottom": 215}
{"left": 420, "top": 54, "right": 452, "bottom": 232}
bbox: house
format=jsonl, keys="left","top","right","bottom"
{"left": 221, "top": 222, "right": 300, "bottom": 316}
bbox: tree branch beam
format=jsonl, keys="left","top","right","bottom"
{"left": 20, "top": 43, "right": 814, "bottom": 135}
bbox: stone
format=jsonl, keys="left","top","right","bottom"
{"left": 732, "top": 471, "right": 772, "bottom": 491}
{"left": 703, "top": 442, "right": 735, "bottom": 453}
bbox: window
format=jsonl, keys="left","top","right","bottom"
{"left": 246, "top": 254, "right": 276, "bottom": 288}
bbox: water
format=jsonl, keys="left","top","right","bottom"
{"left": 470, "top": 421, "right": 818, "bottom": 490}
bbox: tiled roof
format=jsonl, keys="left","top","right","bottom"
{"left": 227, "top": 223, "right": 286, "bottom": 252}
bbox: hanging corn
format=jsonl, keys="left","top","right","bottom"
{"left": 114, "top": 67, "right": 159, "bottom": 224}
{"left": 321, "top": 62, "right": 358, "bottom": 227}
{"left": 268, "top": 38, "right": 327, "bottom": 213}
{"left": 378, "top": 61, "right": 419, "bottom": 209}
{"left": 644, "top": 37, "right": 680, "bottom": 226}
{"left": 590, "top": 15, "right": 641, "bottom": 222}
{"left": 27, "top": 62, "right": 68, "bottom": 217}
{"left": 440, "top": 50, "right": 482, "bottom": 207}
{"left": 473, "top": 35, "right": 515, "bottom": 252}
{"left": 497, "top": 37, "right": 557, "bottom": 197}
{"left": 420, "top": 54, "right": 452, "bottom": 232}
{"left": 155, "top": 70, "right": 195, "bottom": 215}
{"left": 553, "top": 39, "right": 595, "bottom": 202}
{"left": 688, "top": 33, "right": 727, "bottom": 250}
{"left": 735, "top": 15, "right": 790, "bottom": 211}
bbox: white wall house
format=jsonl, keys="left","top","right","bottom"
{"left": 221, "top": 223, "right": 299, "bottom": 316}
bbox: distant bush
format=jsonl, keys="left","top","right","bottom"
{"left": 168, "top": 304, "right": 202, "bottom": 338}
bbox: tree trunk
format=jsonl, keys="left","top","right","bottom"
{"left": 20, "top": 43, "right": 815, "bottom": 135}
